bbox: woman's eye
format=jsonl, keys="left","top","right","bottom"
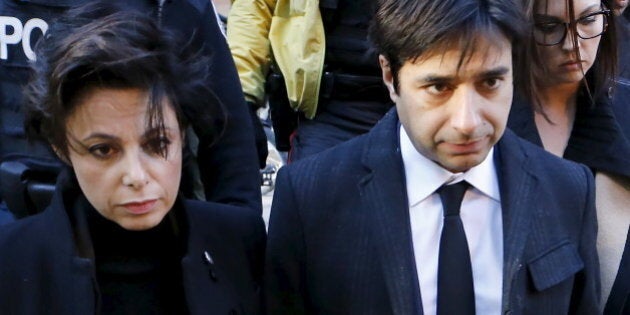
{"left": 88, "top": 144, "right": 116, "bottom": 159}
{"left": 145, "top": 136, "right": 172, "bottom": 156}
{"left": 536, "top": 22, "right": 561, "bottom": 34}
{"left": 578, "top": 15, "right": 597, "bottom": 25}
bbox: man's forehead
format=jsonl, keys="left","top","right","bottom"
{"left": 410, "top": 27, "right": 512, "bottom": 64}
{"left": 404, "top": 37, "right": 513, "bottom": 76}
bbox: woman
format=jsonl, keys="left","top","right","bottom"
{"left": 615, "top": 0, "right": 630, "bottom": 79}
{"left": 508, "top": 0, "right": 629, "bottom": 313}
{"left": 0, "top": 3, "right": 265, "bottom": 314}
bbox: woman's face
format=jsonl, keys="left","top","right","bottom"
{"left": 613, "top": 0, "right": 628, "bottom": 15}
{"left": 65, "top": 88, "right": 183, "bottom": 231}
{"left": 534, "top": 0, "right": 605, "bottom": 87}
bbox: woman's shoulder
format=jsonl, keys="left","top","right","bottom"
{"left": 612, "top": 78, "right": 630, "bottom": 105}
{"left": 0, "top": 208, "right": 71, "bottom": 265}
{"left": 613, "top": 78, "right": 630, "bottom": 96}
{"left": 183, "top": 199, "right": 262, "bottom": 220}
{"left": 182, "top": 199, "right": 265, "bottom": 238}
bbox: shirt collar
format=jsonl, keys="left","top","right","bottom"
{"left": 400, "top": 125, "right": 501, "bottom": 207}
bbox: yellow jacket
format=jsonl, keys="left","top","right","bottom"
{"left": 227, "top": 0, "right": 325, "bottom": 118}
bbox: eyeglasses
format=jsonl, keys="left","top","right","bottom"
{"left": 533, "top": 9, "right": 611, "bottom": 46}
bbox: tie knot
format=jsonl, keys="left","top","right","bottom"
{"left": 437, "top": 181, "right": 470, "bottom": 216}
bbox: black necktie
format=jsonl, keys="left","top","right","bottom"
{"left": 436, "top": 181, "right": 475, "bottom": 315}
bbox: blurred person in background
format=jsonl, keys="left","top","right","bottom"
{"left": 227, "top": 0, "right": 391, "bottom": 162}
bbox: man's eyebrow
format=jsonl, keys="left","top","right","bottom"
{"left": 477, "top": 67, "right": 510, "bottom": 79}
{"left": 415, "top": 67, "right": 510, "bottom": 83}
{"left": 416, "top": 74, "right": 456, "bottom": 84}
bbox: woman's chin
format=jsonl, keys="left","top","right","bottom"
{"left": 115, "top": 212, "right": 168, "bottom": 231}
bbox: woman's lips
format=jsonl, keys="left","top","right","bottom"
{"left": 121, "top": 199, "right": 157, "bottom": 215}
{"left": 559, "top": 60, "right": 583, "bottom": 71}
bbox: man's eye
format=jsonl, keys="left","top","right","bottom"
{"left": 88, "top": 144, "right": 116, "bottom": 159}
{"left": 483, "top": 78, "right": 502, "bottom": 90}
{"left": 426, "top": 83, "right": 451, "bottom": 95}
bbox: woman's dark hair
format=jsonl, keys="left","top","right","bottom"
{"left": 527, "top": 0, "right": 618, "bottom": 110}
{"left": 369, "top": 0, "right": 530, "bottom": 95}
{"left": 24, "top": 1, "right": 225, "bottom": 161}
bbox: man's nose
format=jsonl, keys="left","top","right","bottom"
{"left": 451, "top": 87, "right": 483, "bottom": 135}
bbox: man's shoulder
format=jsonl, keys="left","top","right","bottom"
{"left": 275, "top": 134, "right": 373, "bottom": 203}
{"left": 282, "top": 109, "right": 399, "bottom": 179}
{"left": 284, "top": 134, "right": 369, "bottom": 175}
{"left": 280, "top": 135, "right": 367, "bottom": 183}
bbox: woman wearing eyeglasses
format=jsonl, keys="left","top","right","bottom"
{"left": 508, "top": 0, "right": 629, "bottom": 313}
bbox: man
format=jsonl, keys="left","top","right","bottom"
{"left": 266, "top": 0, "right": 600, "bottom": 313}
{"left": 0, "top": 0, "right": 262, "bottom": 223}
{"left": 228, "top": 0, "right": 390, "bottom": 161}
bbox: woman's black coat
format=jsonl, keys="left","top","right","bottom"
{"left": 0, "top": 169, "right": 266, "bottom": 314}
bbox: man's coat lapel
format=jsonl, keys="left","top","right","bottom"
{"left": 359, "top": 110, "right": 423, "bottom": 315}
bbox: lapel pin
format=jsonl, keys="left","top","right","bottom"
{"left": 203, "top": 251, "right": 218, "bottom": 282}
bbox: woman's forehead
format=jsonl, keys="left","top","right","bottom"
{"left": 66, "top": 88, "right": 178, "bottom": 136}
{"left": 535, "top": 0, "right": 602, "bottom": 15}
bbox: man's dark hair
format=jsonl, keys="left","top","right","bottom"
{"left": 369, "top": 0, "right": 529, "bottom": 93}
{"left": 23, "top": 1, "right": 225, "bottom": 161}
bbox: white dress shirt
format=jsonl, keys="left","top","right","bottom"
{"left": 399, "top": 126, "right": 503, "bottom": 315}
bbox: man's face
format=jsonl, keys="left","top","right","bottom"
{"left": 380, "top": 35, "right": 513, "bottom": 173}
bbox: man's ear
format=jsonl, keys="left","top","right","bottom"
{"left": 379, "top": 55, "right": 398, "bottom": 103}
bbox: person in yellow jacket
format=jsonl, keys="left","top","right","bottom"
{"left": 228, "top": 0, "right": 391, "bottom": 161}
